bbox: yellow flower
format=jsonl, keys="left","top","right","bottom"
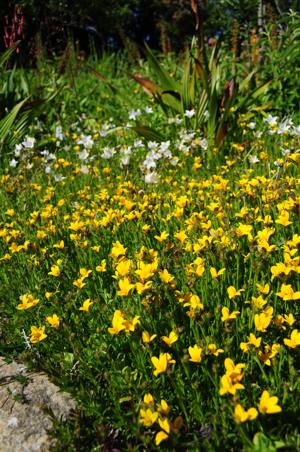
{"left": 114, "top": 259, "right": 131, "bottom": 278}
{"left": 159, "top": 269, "right": 176, "bottom": 287}
{"left": 79, "top": 268, "right": 92, "bottom": 280}
{"left": 96, "top": 259, "right": 107, "bottom": 272}
{"left": 136, "top": 280, "right": 152, "bottom": 294}
{"left": 224, "top": 358, "right": 245, "bottom": 382}
{"left": 73, "top": 278, "right": 86, "bottom": 289}
{"left": 117, "top": 277, "right": 135, "bottom": 296}
{"left": 108, "top": 310, "right": 126, "bottom": 335}
{"left": 48, "top": 264, "right": 61, "bottom": 277}
{"left": 174, "top": 230, "right": 188, "bottom": 243}
{"left": 234, "top": 404, "right": 258, "bottom": 423}
{"left": 162, "top": 331, "right": 178, "bottom": 346}
{"left": 157, "top": 400, "right": 170, "bottom": 416}
{"left": 183, "top": 294, "right": 204, "bottom": 311}
{"left": 284, "top": 329, "right": 300, "bottom": 348}
{"left": 142, "top": 331, "right": 157, "bottom": 344}
{"left": 221, "top": 307, "right": 240, "bottom": 321}
{"left": 283, "top": 313, "right": 296, "bottom": 327}
{"left": 151, "top": 353, "right": 175, "bottom": 377}
{"left": 277, "top": 284, "right": 300, "bottom": 301}
{"left": 143, "top": 393, "right": 154, "bottom": 405}
{"left": 256, "top": 228, "right": 275, "bottom": 244}
{"left": 154, "top": 231, "right": 169, "bottom": 242}
{"left": 139, "top": 408, "right": 158, "bottom": 427}
{"left": 219, "top": 374, "right": 245, "bottom": 396}
{"left": 258, "top": 343, "right": 280, "bottom": 366}
{"left": 79, "top": 299, "right": 94, "bottom": 312}
{"left": 45, "top": 291, "right": 57, "bottom": 299}
{"left": 271, "top": 262, "right": 290, "bottom": 279}
{"left": 275, "top": 210, "right": 292, "bottom": 226}
{"left": 123, "top": 315, "right": 140, "bottom": 332}
{"left": 16, "top": 294, "right": 39, "bottom": 310}
{"left": 210, "top": 267, "right": 225, "bottom": 279}
{"left": 142, "top": 224, "right": 151, "bottom": 233}
{"left": 36, "top": 230, "right": 47, "bottom": 240}
{"left": 53, "top": 240, "right": 64, "bottom": 249}
{"left": 135, "top": 261, "right": 157, "bottom": 282}
{"left": 30, "top": 326, "right": 47, "bottom": 344}
{"left": 254, "top": 308, "right": 273, "bottom": 332}
{"left": 258, "top": 390, "right": 282, "bottom": 414}
{"left": 45, "top": 314, "right": 60, "bottom": 328}
{"left": 155, "top": 430, "right": 168, "bottom": 446}
{"left": 236, "top": 223, "right": 253, "bottom": 240}
{"left": 110, "top": 241, "right": 127, "bottom": 259}
{"left": 158, "top": 417, "right": 170, "bottom": 434}
{"left": 227, "top": 286, "right": 244, "bottom": 299}
{"left": 188, "top": 344, "right": 203, "bottom": 363}
{"left": 207, "top": 343, "right": 224, "bottom": 356}
{"left": 240, "top": 333, "right": 262, "bottom": 353}
{"left": 251, "top": 295, "right": 267, "bottom": 309}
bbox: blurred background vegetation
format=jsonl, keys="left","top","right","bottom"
{"left": 1, "top": 0, "right": 299, "bottom": 63}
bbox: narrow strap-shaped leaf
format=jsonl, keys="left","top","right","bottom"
{"left": 144, "top": 43, "right": 179, "bottom": 93}
{"left": 131, "top": 124, "right": 164, "bottom": 142}
{"left": 0, "top": 97, "right": 29, "bottom": 145}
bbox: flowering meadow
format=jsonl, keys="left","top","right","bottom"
{"left": 1, "top": 24, "right": 300, "bottom": 451}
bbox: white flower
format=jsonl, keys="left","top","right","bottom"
{"left": 277, "top": 119, "right": 293, "bottom": 135}
{"left": 292, "top": 125, "right": 300, "bottom": 136}
{"left": 142, "top": 157, "right": 156, "bottom": 170}
{"left": 122, "top": 146, "right": 132, "bottom": 156}
{"left": 170, "top": 156, "right": 179, "bottom": 166}
{"left": 133, "top": 139, "right": 143, "bottom": 148}
{"left": 22, "top": 136, "right": 36, "bottom": 148}
{"left": 160, "top": 141, "right": 170, "bottom": 153}
{"left": 80, "top": 165, "right": 89, "bottom": 174}
{"left": 248, "top": 155, "right": 260, "bottom": 164}
{"left": 128, "top": 109, "right": 141, "bottom": 120}
{"left": 147, "top": 141, "right": 158, "bottom": 150}
{"left": 282, "top": 148, "right": 291, "bottom": 156}
{"left": 184, "top": 109, "right": 195, "bottom": 118}
{"left": 149, "top": 150, "right": 161, "bottom": 160}
{"left": 40, "top": 150, "right": 50, "bottom": 158}
{"left": 145, "top": 171, "right": 159, "bottom": 184}
{"left": 100, "top": 123, "right": 111, "bottom": 137}
{"left": 55, "top": 126, "right": 64, "bottom": 140}
{"left": 264, "top": 114, "right": 278, "bottom": 127}
{"left": 54, "top": 174, "right": 66, "bottom": 182}
{"left": 199, "top": 138, "right": 208, "bottom": 150}
{"left": 45, "top": 166, "right": 52, "bottom": 174}
{"left": 102, "top": 147, "right": 116, "bottom": 159}
{"left": 77, "top": 135, "right": 94, "bottom": 148}
{"left": 120, "top": 155, "right": 130, "bottom": 166}
{"left": 9, "top": 158, "right": 18, "bottom": 168}
{"left": 144, "top": 106, "right": 153, "bottom": 113}
{"left": 248, "top": 122, "right": 256, "bottom": 129}
{"left": 14, "top": 143, "right": 22, "bottom": 157}
{"left": 78, "top": 149, "right": 89, "bottom": 161}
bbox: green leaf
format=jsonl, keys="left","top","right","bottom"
{"left": 143, "top": 43, "right": 179, "bottom": 93}
{"left": 0, "top": 97, "right": 29, "bottom": 145}
{"left": 131, "top": 124, "right": 164, "bottom": 142}
{"left": 0, "top": 42, "right": 20, "bottom": 68}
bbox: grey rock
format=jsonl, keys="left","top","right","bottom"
{"left": 0, "top": 357, "right": 76, "bottom": 452}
